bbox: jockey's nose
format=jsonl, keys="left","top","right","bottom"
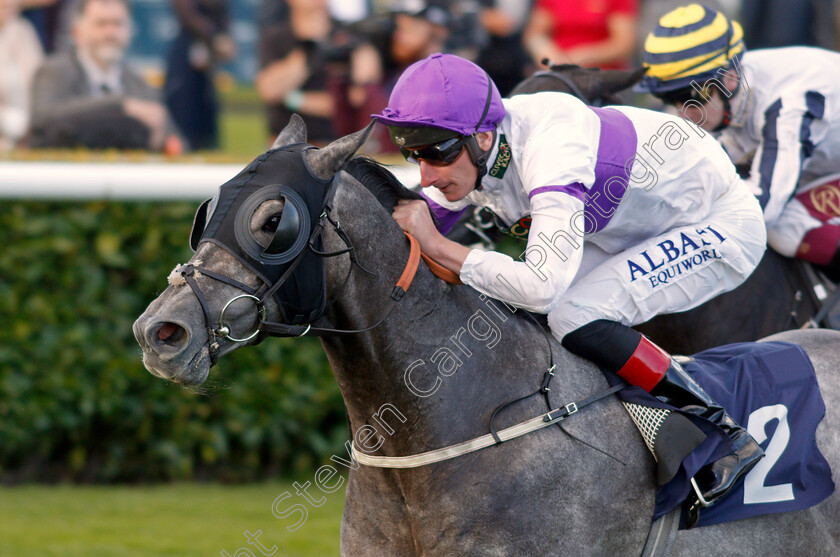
{"left": 419, "top": 160, "right": 440, "bottom": 189}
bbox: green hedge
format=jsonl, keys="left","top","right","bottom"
{"left": 0, "top": 201, "right": 346, "bottom": 483}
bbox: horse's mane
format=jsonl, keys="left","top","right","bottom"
{"left": 341, "top": 156, "right": 423, "bottom": 212}
{"left": 340, "top": 154, "right": 551, "bottom": 331}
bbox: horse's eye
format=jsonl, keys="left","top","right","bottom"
{"left": 262, "top": 214, "right": 281, "bottom": 233}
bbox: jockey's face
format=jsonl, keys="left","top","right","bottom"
{"left": 418, "top": 131, "right": 493, "bottom": 202}
{"left": 670, "top": 72, "right": 740, "bottom": 132}
{"left": 675, "top": 87, "right": 726, "bottom": 132}
{"left": 72, "top": 0, "right": 131, "bottom": 69}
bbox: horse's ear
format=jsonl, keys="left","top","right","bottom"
{"left": 305, "top": 120, "right": 375, "bottom": 179}
{"left": 596, "top": 67, "right": 647, "bottom": 96}
{"left": 272, "top": 113, "right": 307, "bottom": 149}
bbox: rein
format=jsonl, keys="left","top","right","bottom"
{"left": 178, "top": 154, "right": 626, "bottom": 469}
{"left": 257, "top": 231, "right": 460, "bottom": 337}
{"left": 178, "top": 209, "right": 460, "bottom": 364}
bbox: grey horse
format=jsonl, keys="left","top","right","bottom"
{"left": 134, "top": 118, "right": 840, "bottom": 555}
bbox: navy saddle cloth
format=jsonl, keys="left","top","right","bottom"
{"left": 615, "top": 341, "right": 834, "bottom": 528}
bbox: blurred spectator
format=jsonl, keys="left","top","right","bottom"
{"left": 386, "top": 1, "right": 450, "bottom": 88}
{"left": 0, "top": 0, "right": 44, "bottom": 150}
{"left": 440, "top": 0, "right": 484, "bottom": 60}
{"left": 257, "top": 0, "right": 287, "bottom": 30}
{"left": 361, "top": 0, "right": 451, "bottom": 152}
{"left": 326, "top": 26, "right": 388, "bottom": 148}
{"left": 327, "top": 0, "right": 369, "bottom": 24}
{"left": 163, "top": 0, "right": 235, "bottom": 150}
{"left": 256, "top": 0, "right": 338, "bottom": 145}
{"left": 257, "top": 0, "right": 387, "bottom": 147}
{"left": 29, "top": 0, "right": 183, "bottom": 151}
{"left": 19, "top": 0, "right": 57, "bottom": 51}
{"left": 740, "top": 0, "right": 837, "bottom": 50}
{"left": 475, "top": 0, "right": 533, "bottom": 96}
{"left": 523, "top": 0, "right": 638, "bottom": 70}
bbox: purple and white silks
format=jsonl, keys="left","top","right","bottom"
{"left": 420, "top": 190, "right": 470, "bottom": 236}
{"left": 529, "top": 107, "right": 638, "bottom": 234}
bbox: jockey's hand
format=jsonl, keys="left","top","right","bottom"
{"left": 392, "top": 199, "right": 440, "bottom": 249}
{"left": 393, "top": 199, "right": 470, "bottom": 274}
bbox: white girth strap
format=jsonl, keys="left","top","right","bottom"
{"left": 351, "top": 404, "right": 578, "bottom": 469}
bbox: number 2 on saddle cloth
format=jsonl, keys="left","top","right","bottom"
{"left": 636, "top": 342, "right": 834, "bottom": 529}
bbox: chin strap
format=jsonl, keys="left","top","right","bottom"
{"left": 713, "top": 64, "right": 743, "bottom": 132}
{"left": 714, "top": 93, "right": 733, "bottom": 132}
{"left": 466, "top": 129, "right": 495, "bottom": 191}
{"left": 468, "top": 73, "right": 497, "bottom": 190}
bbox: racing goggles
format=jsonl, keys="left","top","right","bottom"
{"left": 654, "top": 85, "right": 709, "bottom": 106}
{"left": 400, "top": 135, "right": 468, "bottom": 166}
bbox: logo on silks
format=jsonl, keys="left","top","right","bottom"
{"left": 189, "top": 144, "right": 335, "bottom": 325}
{"left": 488, "top": 135, "right": 511, "bottom": 179}
{"left": 799, "top": 177, "right": 840, "bottom": 220}
{"left": 480, "top": 207, "right": 532, "bottom": 240}
{"left": 626, "top": 225, "right": 728, "bottom": 289}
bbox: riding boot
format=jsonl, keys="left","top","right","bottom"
{"left": 647, "top": 356, "right": 765, "bottom": 510}
{"left": 562, "top": 321, "right": 764, "bottom": 511}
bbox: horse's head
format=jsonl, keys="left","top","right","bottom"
{"left": 133, "top": 115, "right": 380, "bottom": 385}
{"left": 510, "top": 61, "right": 646, "bottom": 106}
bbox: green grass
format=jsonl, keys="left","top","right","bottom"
{"left": 0, "top": 482, "right": 344, "bottom": 556}
{"left": 219, "top": 85, "right": 270, "bottom": 160}
{"left": 219, "top": 109, "right": 270, "bottom": 160}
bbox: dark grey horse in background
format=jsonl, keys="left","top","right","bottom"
{"left": 510, "top": 62, "right": 823, "bottom": 354}
{"left": 509, "top": 61, "right": 646, "bottom": 105}
{"left": 134, "top": 118, "right": 840, "bottom": 555}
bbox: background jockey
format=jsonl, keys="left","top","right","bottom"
{"left": 372, "top": 52, "right": 766, "bottom": 512}
{"left": 637, "top": 3, "right": 840, "bottom": 281}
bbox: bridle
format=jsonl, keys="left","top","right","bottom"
{"left": 176, "top": 231, "right": 443, "bottom": 365}
{"left": 176, "top": 146, "right": 459, "bottom": 365}
{"left": 175, "top": 145, "right": 627, "bottom": 487}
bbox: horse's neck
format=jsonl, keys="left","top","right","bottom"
{"left": 318, "top": 209, "right": 599, "bottom": 457}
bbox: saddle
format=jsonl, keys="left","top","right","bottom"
{"left": 621, "top": 341, "right": 834, "bottom": 529}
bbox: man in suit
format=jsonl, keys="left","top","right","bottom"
{"left": 29, "top": 0, "right": 183, "bottom": 151}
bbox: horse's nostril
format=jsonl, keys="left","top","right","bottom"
{"left": 157, "top": 322, "right": 186, "bottom": 345}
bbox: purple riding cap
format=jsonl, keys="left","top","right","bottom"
{"left": 372, "top": 53, "right": 505, "bottom": 137}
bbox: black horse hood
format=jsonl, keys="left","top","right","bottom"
{"left": 189, "top": 144, "right": 335, "bottom": 325}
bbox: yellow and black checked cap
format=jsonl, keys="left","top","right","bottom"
{"left": 637, "top": 4, "right": 745, "bottom": 94}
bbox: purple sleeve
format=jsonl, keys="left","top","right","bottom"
{"left": 420, "top": 191, "right": 470, "bottom": 236}
{"left": 528, "top": 183, "right": 586, "bottom": 201}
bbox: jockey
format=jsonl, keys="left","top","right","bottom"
{"left": 637, "top": 3, "right": 840, "bottom": 281}
{"left": 372, "top": 53, "right": 766, "bottom": 511}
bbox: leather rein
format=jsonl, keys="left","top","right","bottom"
{"left": 177, "top": 193, "right": 460, "bottom": 365}
{"left": 177, "top": 184, "right": 624, "bottom": 469}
